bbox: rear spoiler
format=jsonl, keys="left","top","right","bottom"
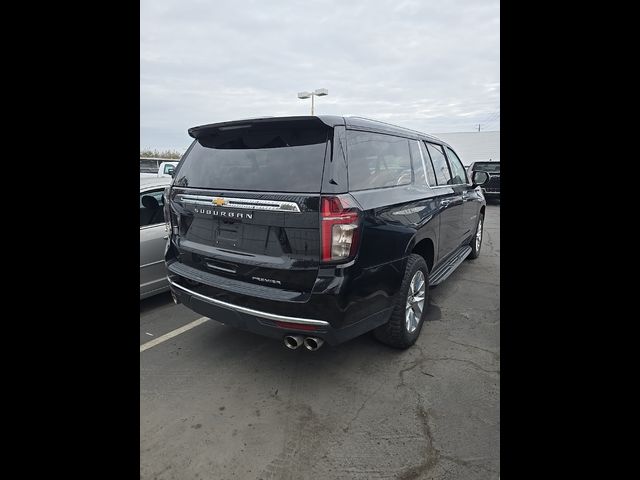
{"left": 188, "top": 115, "right": 344, "bottom": 139}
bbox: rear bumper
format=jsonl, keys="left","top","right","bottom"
{"left": 169, "top": 278, "right": 327, "bottom": 327}
{"left": 168, "top": 277, "right": 392, "bottom": 345}
{"left": 166, "top": 254, "right": 405, "bottom": 345}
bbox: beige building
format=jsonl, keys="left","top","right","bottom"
{"left": 433, "top": 131, "right": 500, "bottom": 167}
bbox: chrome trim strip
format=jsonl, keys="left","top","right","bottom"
{"left": 168, "top": 278, "right": 330, "bottom": 326}
{"left": 173, "top": 186, "right": 312, "bottom": 194}
{"left": 428, "top": 184, "right": 468, "bottom": 189}
{"left": 140, "top": 223, "right": 166, "bottom": 230}
{"left": 140, "top": 260, "right": 165, "bottom": 268}
{"left": 179, "top": 195, "right": 301, "bottom": 213}
{"left": 205, "top": 263, "right": 236, "bottom": 274}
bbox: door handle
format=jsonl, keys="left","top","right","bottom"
{"left": 163, "top": 235, "right": 169, "bottom": 240}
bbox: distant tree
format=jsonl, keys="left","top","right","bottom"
{"left": 140, "top": 149, "right": 182, "bottom": 159}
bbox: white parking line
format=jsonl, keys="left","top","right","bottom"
{"left": 140, "top": 317, "right": 209, "bottom": 353}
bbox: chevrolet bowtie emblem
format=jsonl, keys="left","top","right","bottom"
{"left": 212, "top": 198, "right": 226, "bottom": 206}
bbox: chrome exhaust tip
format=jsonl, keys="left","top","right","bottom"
{"left": 284, "top": 335, "right": 304, "bottom": 350}
{"left": 303, "top": 337, "right": 324, "bottom": 351}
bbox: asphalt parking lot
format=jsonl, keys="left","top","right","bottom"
{"left": 140, "top": 203, "right": 500, "bottom": 480}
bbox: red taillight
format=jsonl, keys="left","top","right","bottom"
{"left": 320, "top": 195, "right": 361, "bottom": 262}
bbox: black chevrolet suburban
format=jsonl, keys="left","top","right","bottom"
{"left": 164, "top": 116, "right": 489, "bottom": 350}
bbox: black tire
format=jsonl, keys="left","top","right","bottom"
{"left": 374, "top": 254, "right": 429, "bottom": 349}
{"left": 468, "top": 212, "right": 484, "bottom": 259}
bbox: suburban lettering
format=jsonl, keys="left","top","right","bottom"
{"left": 193, "top": 207, "right": 253, "bottom": 221}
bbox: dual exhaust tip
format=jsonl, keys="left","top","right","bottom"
{"left": 284, "top": 335, "right": 324, "bottom": 351}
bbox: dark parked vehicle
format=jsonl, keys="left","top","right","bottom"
{"left": 164, "top": 116, "right": 489, "bottom": 350}
{"left": 467, "top": 161, "right": 500, "bottom": 199}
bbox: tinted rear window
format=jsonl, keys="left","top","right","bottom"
{"left": 174, "top": 125, "right": 328, "bottom": 192}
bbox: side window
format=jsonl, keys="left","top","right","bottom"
{"left": 409, "top": 140, "right": 437, "bottom": 186}
{"left": 445, "top": 147, "right": 468, "bottom": 184}
{"left": 164, "top": 164, "right": 175, "bottom": 175}
{"left": 419, "top": 141, "right": 437, "bottom": 186}
{"left": 424, "top": 142, "right": 452, "bottom": 186}
{"left": 347, "top": 130, "right": 412, "bottom": 190}
{"left": 140, "top": 189, "right": 166, "bottom": 227}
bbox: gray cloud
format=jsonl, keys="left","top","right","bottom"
{"left": 141, "top": 0, "right": 499, "bottom": 151}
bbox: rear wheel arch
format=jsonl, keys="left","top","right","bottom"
{"left": 411, "top": 238, "right": 435, "bottom": 273}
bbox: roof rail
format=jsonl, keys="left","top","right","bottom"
{"left": 347, "top": 116, "right": 442, "bottom": 141}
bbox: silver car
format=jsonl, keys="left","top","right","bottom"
{"left": 140, "top": 177, "right": 172, "bottom": 299}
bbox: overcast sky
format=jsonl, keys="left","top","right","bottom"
{"left": 141, "top": 0, "right": 499, "bottom": 152}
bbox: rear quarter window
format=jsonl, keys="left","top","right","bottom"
{"left": 346, "top": 130, "right": 412, "bottom": 190}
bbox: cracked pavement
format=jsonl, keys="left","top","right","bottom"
{"left": 140, "top": 203, "right": 500, "bottom": 480}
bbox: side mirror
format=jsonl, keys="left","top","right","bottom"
{"left": 472, "top": 171, "right": 489, "bottom": 188}
{"left": 169, "top": 168, "right": 175, "bottom": 178}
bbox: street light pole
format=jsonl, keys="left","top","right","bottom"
{"left": 297, "top": 88, "right": 328, "bottom": 115}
